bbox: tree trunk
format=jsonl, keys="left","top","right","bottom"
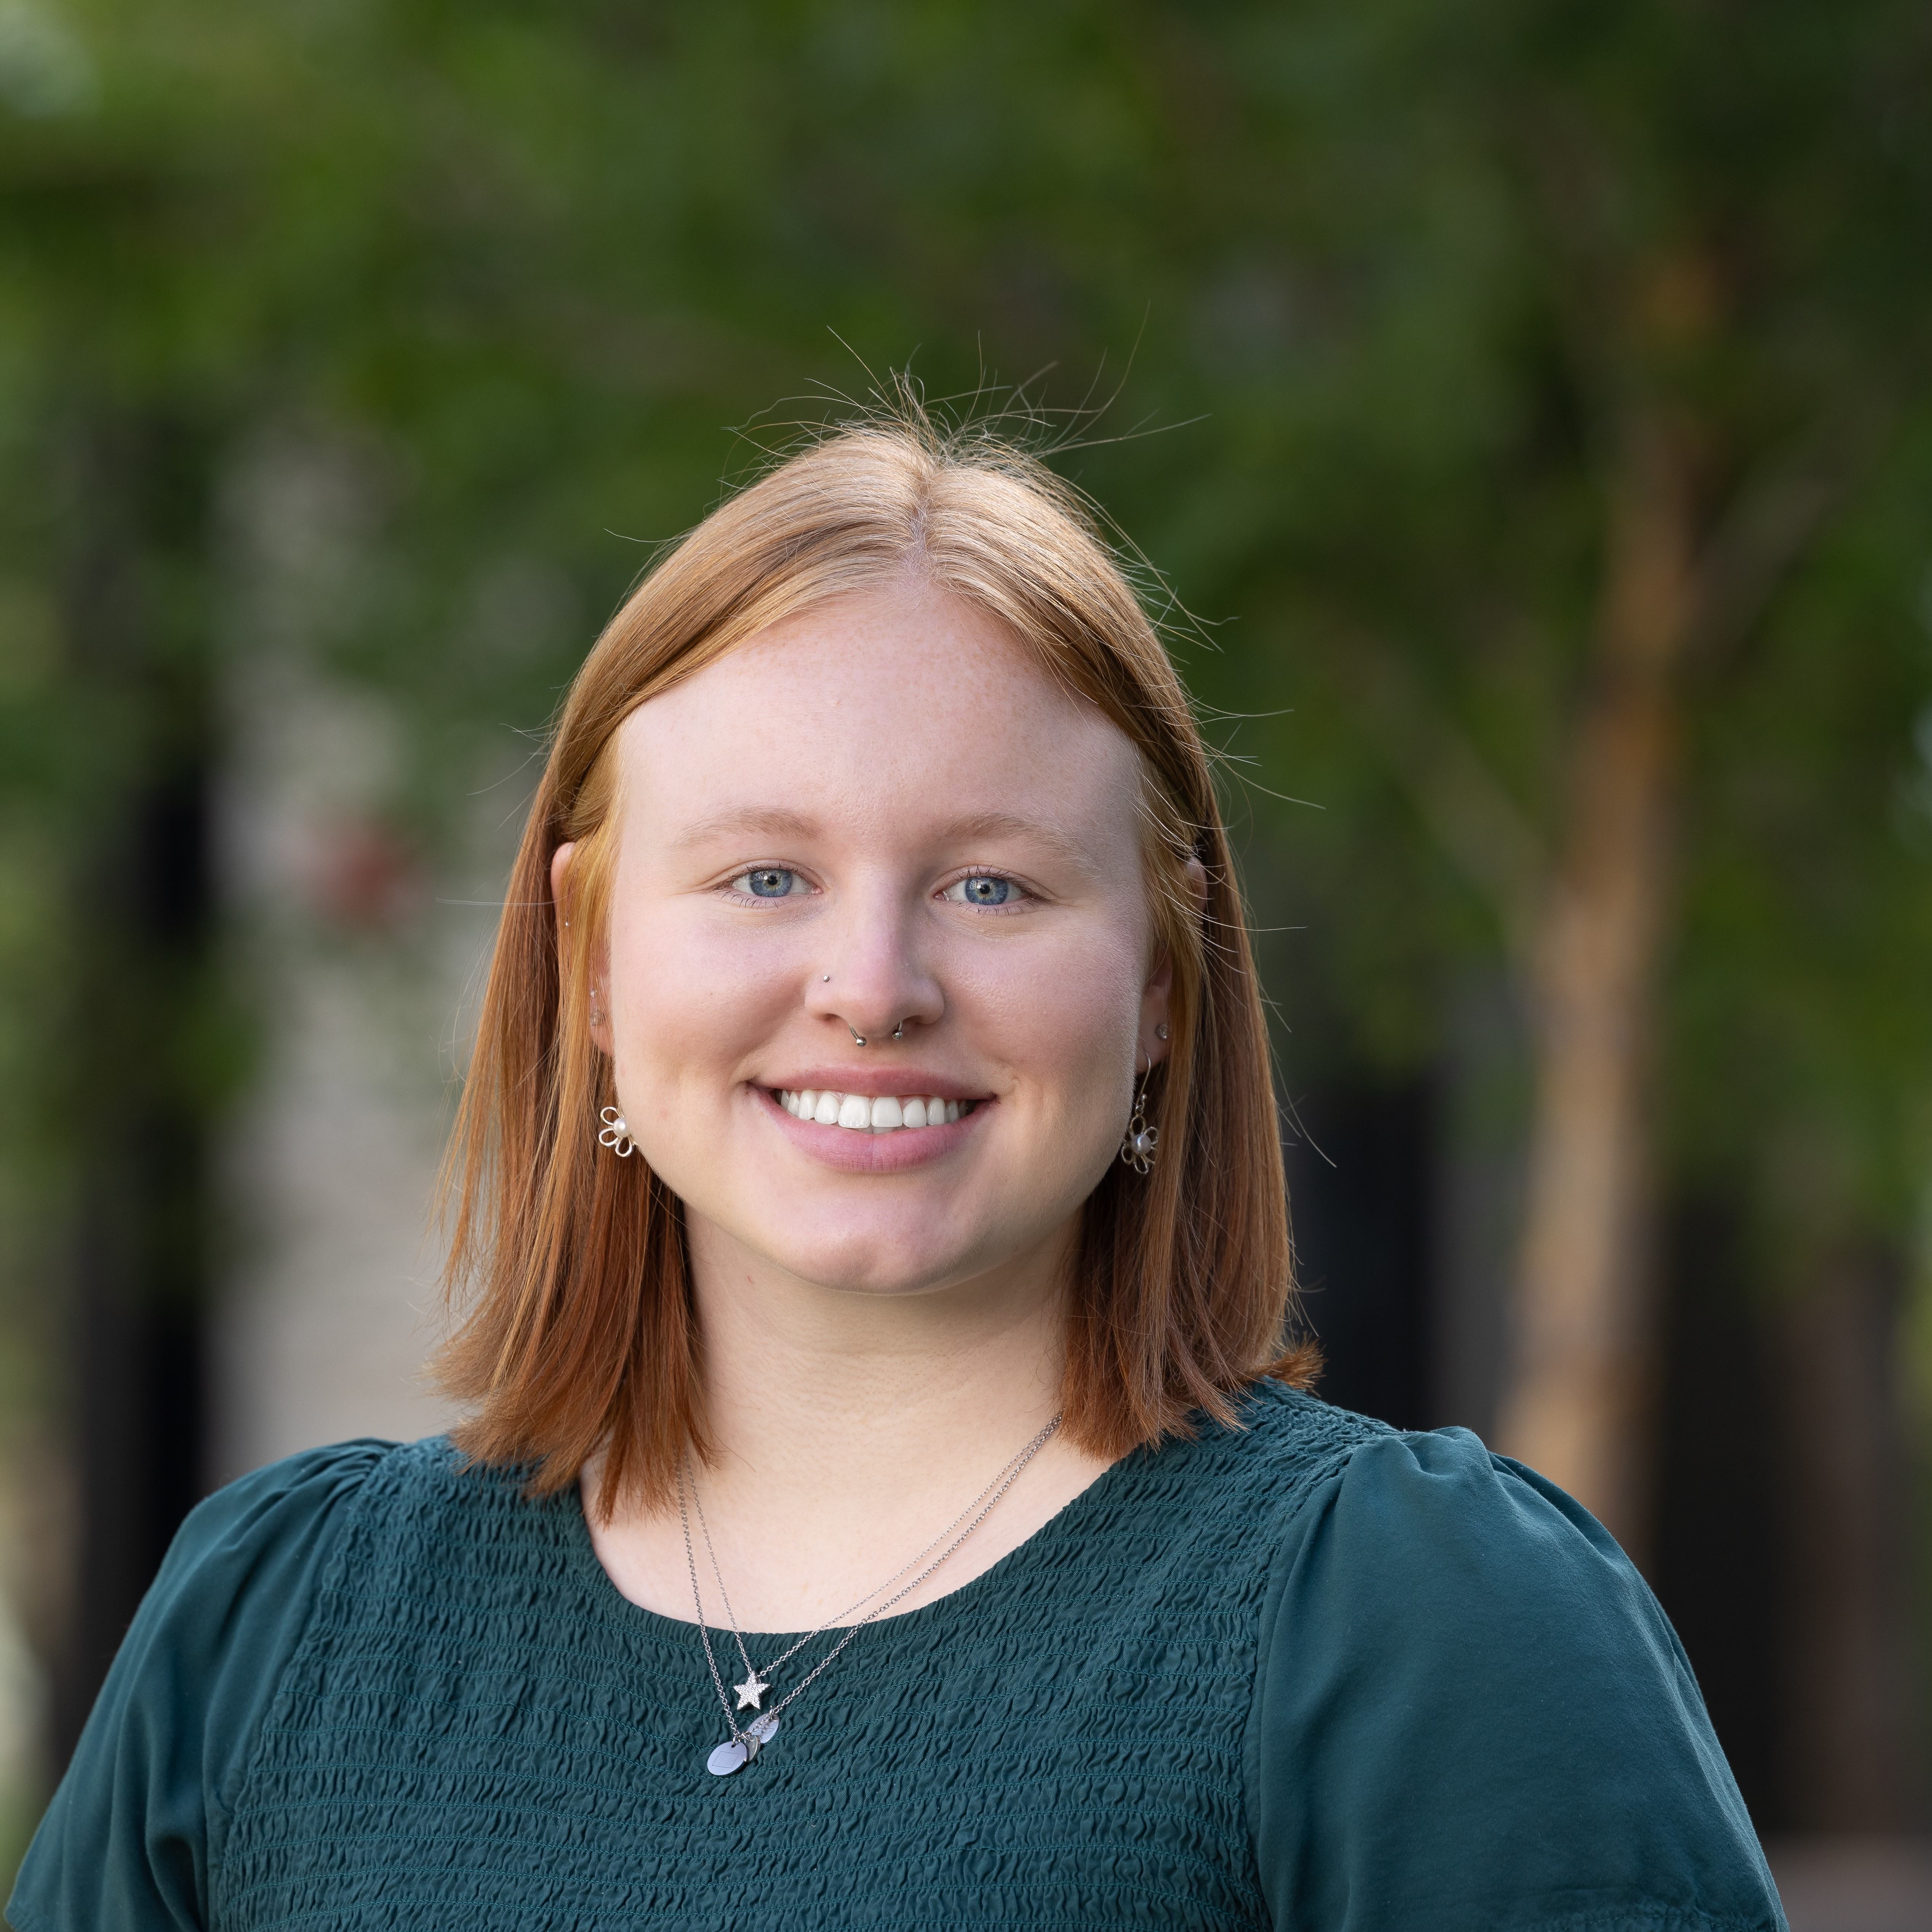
{"left": 1496, "top": 413, "right": 1697, "bottom": 1556}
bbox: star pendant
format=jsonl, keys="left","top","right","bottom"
{"left": 734, "top": 1668, "right": 769, "bottom": 1712}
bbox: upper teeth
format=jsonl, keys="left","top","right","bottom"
{"left": 778, "top": 1090, "right": 966, "bottom": 1132}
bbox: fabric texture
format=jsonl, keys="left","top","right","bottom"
{"left": 10, "top": 1385, "right": 1785, "bottom": 1930}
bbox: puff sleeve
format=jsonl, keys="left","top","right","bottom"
{"left": 1246, "top": 1427, "right": 1785, "bottom": 1931}
{"left": 8, "top": 1442, "right": 391, "bottom": 1932}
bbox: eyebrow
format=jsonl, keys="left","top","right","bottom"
{"left": 668, "top": 804, "right": 1100, "bottom": 875}
{"left": 668, "top": 807, "right": 823, "bottom": 850}
{"left": 940, "top": 810, "right": 1099, "bottom": 876}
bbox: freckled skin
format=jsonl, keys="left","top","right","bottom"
{"left": 584, "top": 580, "right": 1173, "bottom": 1304}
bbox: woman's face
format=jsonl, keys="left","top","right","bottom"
{"left": 569, "top": 580, "right": 1173, "bottom": 1302}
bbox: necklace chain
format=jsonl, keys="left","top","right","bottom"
{"left": 677, "top": 1413, "right": 1062, "bottom": 1759}
{"left": 690, "top": 1415, "right": 1059, "bottom": 1693}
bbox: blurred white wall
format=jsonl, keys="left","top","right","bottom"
{"left": 210, "top": 886, "right": 459, "bottom": 1481}
{"left": 209, "top": 440, "right": 514, "bottom": 1482}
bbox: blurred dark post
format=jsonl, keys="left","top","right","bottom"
{"left": 1650, "top": 1200, "right": 1784, "bottom": 1825}
{"left": 1774, "top": 1241, "right": 1924, "bottom": 1832}
{"left": 48, "top": 411, "right": 215, "bottom": 1768}
{"left": 1285, "top": 1081, "right": 1435, "bottom": 1433}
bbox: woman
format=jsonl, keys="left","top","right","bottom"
{"left": 13, "top": 419, "right": 1783, "bottom": 1931}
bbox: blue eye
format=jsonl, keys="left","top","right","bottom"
{"left": 946, "top": 875, "right": 1017, "bottom": 907}
{"left": 736, "top": 868, "right": 799, "bottom": 899}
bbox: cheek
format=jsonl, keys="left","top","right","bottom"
{"left": 964, "top": 925, "right": 1146, "bottom": 1103}
{"left": 606, "top": 903, "right": 791, "bottom": 1075}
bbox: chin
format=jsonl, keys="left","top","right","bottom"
{"left": 685, "top": 1162, "right": 1080, "bottom": 1302}
{"left": 731, "top": 1199, "right": 1017, "bottom": 1296}
{"left": 767, "top": 1236, "right": 982, "bottom": 1299}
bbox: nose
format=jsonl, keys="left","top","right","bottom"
{"left": 805, "top": 883, "right": 944, "bottom": 1044}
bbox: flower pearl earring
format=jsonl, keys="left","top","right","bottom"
{"left": 598, "top": 1106, "right": 636, "bottom": 1158}
{"left": 1120, "top": 1071, "right": 1159, "bottom": 1174}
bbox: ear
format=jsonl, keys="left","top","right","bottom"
{"left": 1140, "top": 857, "right": 1207, "bottom": 1070}
{"left": 552, "top": 841, "right": 613, "bottom": 1056}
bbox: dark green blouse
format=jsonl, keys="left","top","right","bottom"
{"left": 11, "top": 1385, "right": 1784, "bottom": 1930}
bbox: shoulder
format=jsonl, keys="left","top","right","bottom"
{"left": 1164, "top": 1386, "right": 1663, "bottom": 1641}
{"left": 167, "top": 1436, "right": 399, "bottom": 1583}
{"left": 1266, "top": 1414, "right": 1640, "bottom": 1615}
{"left": 1154, "top": 1378, "right": 1395, "bottom": 1499}
{"left": 112, "top": 1436, "right": 405, "bottom": 1732}
{"left": 1092, "top": 1382, "right": 1390, "bottom": 1589}
{"left": 1145, "top": 1388, "right": 1649, "bottom": 1635}
{"left": 1199, "top": 1393, "right": 1674, "bottom": 1649}
{"left": 307, "top": 1434, "right": 567, "bottom": 1576}
{"left": 172, "top": 1436, "right": 548, "bottom": 1655}
{"left": 131, "top": 1438, "right": 408, "bottom": 1680}
{"left": 59, "top": 1433, "right": 400, "bottom": 1774}
{"left": 1242, "top": 1417, "right": 1783, "bottom": 1931}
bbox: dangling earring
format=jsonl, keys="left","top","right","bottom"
{"left": 1119, "top": 1070, "right": 1159, "bottom": 1174}
{"left": 598, "top": 1106, "right": 636, "bottom": 1158}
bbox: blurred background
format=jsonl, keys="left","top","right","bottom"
{"left": 2, "top": 1, "right": 1930, "bottom": 1922}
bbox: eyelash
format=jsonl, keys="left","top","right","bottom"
{"left": 718, "top": 868, "right": 1033, "bottom": 908}
{"left": 721, "top": 867, "right": 812, "bottom": 905}
{"left": 938, "top": 870, "right": 1031, "bottom": 910}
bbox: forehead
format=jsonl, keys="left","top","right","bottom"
{"left": 613, "top": 584, "right": 1144, "bottom": 850}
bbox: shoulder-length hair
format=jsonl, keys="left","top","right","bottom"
{"left": 438, "top": 414, "right": 1315, "bottom": 1517}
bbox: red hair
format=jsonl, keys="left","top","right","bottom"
{"left": 438, "top": 417, "right": 1315, "bottom": 1516}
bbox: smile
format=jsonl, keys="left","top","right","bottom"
{"left": 773, "top": 1090, "right": 974, "bottom": 1133}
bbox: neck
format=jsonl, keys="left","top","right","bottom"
{"left": 690, "top": 1220, "right": 1070, "bottom": 1496}
{"left": 583, "top": 1216, "right": 1114, "bottom": 1631}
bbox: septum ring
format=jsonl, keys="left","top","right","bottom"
{"left": 848, "top": 1020, "right": 905, "bottom": 1047}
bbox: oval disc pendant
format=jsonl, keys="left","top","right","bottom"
{"left": 706, "top": 1714, "right": 778, "bottom": 1777}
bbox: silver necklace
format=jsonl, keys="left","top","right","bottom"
{"left": 692, "top": 1417, "right": 1058, "bottom": 1709}
{"left": 679, "top": 1414, "right": 1062, "bottom": 1776}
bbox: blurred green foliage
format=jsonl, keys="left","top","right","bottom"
{"left": 0, "top": 0, "right": 1929, "bottom": 1443}
{"left": 0, "top": 0, "right": 1924, "bottom": 1853}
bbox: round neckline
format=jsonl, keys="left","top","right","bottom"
{"left": 556, "top": 1436, "right": 1147, "bottom": 1650}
